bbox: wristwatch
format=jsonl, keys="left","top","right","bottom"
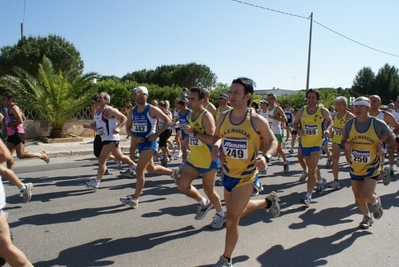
{"left": 264, "top": 153, "right": 271, "bottom": 163}
{"left": 193, "top": 130, "right": 199, "bottom": 137}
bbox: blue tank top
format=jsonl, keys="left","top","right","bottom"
{"left": 132, "top": 104, "right": 157, "bottom": 138}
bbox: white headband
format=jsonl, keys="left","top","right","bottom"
{"left": 353, "top": 100, "right": 370, "bottom": 107}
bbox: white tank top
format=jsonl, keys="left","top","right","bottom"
{"left": 391, "top": 109, "right": 399, "bottom": 137}
{"left": 259, "top": 109, "right": 268, "bottom": 119}
{"left": 94, "top": 107, "right": 120, "bottom": 141}
{"left": 265, "top": 106, "right": 281, "bottom": 134}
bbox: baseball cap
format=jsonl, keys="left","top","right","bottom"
{"left": 218, "top": 93, "right": 229, "bottom": 99}
{"left": 135, "top": 86, "right": 148, "bottom": 95}
{"left": 260, "top": 99, "right": 268, "bottom": 103}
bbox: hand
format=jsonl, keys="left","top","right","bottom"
{"left": 183, "top": 125, "right": 194, "bottom": 135}
{"left": 254, "top": 155, "right": 267, "bottom": 170}
{"left": 113, "top": 126, "right": 120, "bottom": 134}
{"left": 297, "top": 129, "right": 303, "bottom": 137}
{"left": 324, "top": 130, "right": 331, "bottom": 138}
{"left": 211, "top": 146, "right": 219, "bottom": 161}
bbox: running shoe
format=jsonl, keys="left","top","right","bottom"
{"left": 300, "top": 195, "right": 311, "bottom": 206}
{"left": 283, "top": 162, "right": 289, "bottom": 173}
{"left": 325, "top": 158, "right": 332, "bottom": 167}
{"left": 115, "top": 160, "right": 122, "bottom": 168}
{"left": 299, "top": 171, "right": 308, "bottom": 181}
{"left": 83, "top": 179, "right": 99, "bottom": 191}
{"left": 120, "top": 168, "right": 135, "bottom": 178}
{"left": 171, "top": 168, "right": 181, "bottom": 183}
{"left": 104, "top": 168, "right": 111, "bottom": 175}
{"left": 213, "top": 256, "right": 232, "bottom": 267}
{"left": 259, "top": 169, "right": 267, "bottom": 176}
{"left": 265, "top": 191, "right": 280, "bottom": 217}
{"left": 382, "top": 166, "right": 391, "bottom": 186}
{"left": 209, "top": 212, "right": 226, "bottom": 229}
{"left": 215, "top": 176, "right": 223, "bottom": 186}
{"left": 329, "top": 180, "right": 340, "bottom": 189}
{"left": 359, "top": 215, "right": 374, "bottom": 229}
{"left": 371, "top": 194, "right": 383, "bottom": 219}
{"left": 288, "top": 148, "right": 294, "bottom": 154}
{"left": 252, "top": 182, "right": 264, "bottom": 197}
{"left": 120, "top": 195, "right": 139, "bottom": 209}
{"left": 176, "top": 150, "right": 183, "bottom": 158}
{"left": 20, "top": 183, "right": 33, "bottom": 204}
{"left": 195, "top": 199, "right": 213, "bottom": 220}
{"left": 161, "top": 156, "right": 168, "bottom": 167}
{"left": 41, "top": 151, "right": 50, "bottom": 164}
{"left": 315, "top": 178, "right": 327, "bottom": 195}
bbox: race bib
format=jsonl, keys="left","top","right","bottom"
{"left": 351, "top": 149, "right": 370, "bottom": 164}
{"left": 189, "top": 136, "right": 202, "bottom": 146}
{"left": 334, "top": 127, "right": 343, "bottom": 136}
{"left": 223, "top": 138, "right": 248, "bottom": 159}
{"left": 304, "top": 124, "right": 318, "bottom": 135}
{"left": 96, "top": 127, "right": 106, "bottom": 136}
{"left": 133, "top": 120, "right": 147, "bottom": 133}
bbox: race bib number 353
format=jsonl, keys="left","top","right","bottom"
{"left": 304, "top": 124, "right": 318, "bottom": 135}
{"left": 223, "top": 138, "right": 248, "bottom": 159}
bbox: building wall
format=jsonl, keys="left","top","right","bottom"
{"left": 23, "top": 120, "right": 128, "bottom": 139}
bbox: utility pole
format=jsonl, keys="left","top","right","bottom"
{"left": 306, "top": 12, "right": 313, "bottom": 91}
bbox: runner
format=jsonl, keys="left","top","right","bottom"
{"left": 369, "top": 95, "right": 399, "bottom": 183}
{"left": 172, "top": 98, "right": 183, "bottom": 158}
{"left": 177, "top": 99, "right": 191, "bottom": 167}
{"left": 2, "top": 91, "right": 49, "bottom": 170}
{"left": 265, "top": 93, "right": 289, "bottom": 173}
{"left": 157, "top": 100, "right": 173, "bottom": 166}
{"left": 83, "top": 92, "right": 137, "bottom": 191}
{"left": 329, "top": 96, "right": 354, "bottom": 189}
{"left": 119, "top": 86, "right": 174, "bottom": 209}
{"left": 174, "top": 87, "right": 226, "bottom": 229}
{"left": 292, "top": 89, "right": 332, "bottom": 205}
{"left": 0, "top": 140, "right": 33, "bottom": 267}
{"left": 284, "top": 102, "right": 293, "bottom": 143}
{"left": 341, "top": 96, "right": 394, "bottom": 229}
{"left": 210, "top": 77, "right": 280, "bottom": 267}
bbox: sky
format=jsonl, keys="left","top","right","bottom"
{"left": 1, "top": 0, "right": 399, "bottom": 91}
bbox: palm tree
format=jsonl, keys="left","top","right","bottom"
{"left": 0, "top": 56, "right": 97, "bottom": 138}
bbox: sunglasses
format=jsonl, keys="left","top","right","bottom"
{"left": 135, "top": 92, "right": 145, "bottom": 97}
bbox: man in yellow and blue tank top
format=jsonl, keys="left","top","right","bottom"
{"left": 210, "top": 77, "right": 280, "bottom": 267}
{"left": 329, "top": 96, "right": 354, "bottom": 189}
{"left": 292, "top": 89, "right": 333, "bottom": 206}
{"left": 174, "top": 87, "right": 226, "bottom": 229}
{"left": 341, "top": 96, "right": 395, "bottom": 229}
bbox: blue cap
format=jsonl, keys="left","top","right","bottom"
{"left": 218, "top": 93, "right": 229, "bottom": 99}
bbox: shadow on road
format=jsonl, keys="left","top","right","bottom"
{"left": 33, "top": 225, "right": 204, "bottom": 267}
{"left": 256, "top": 227, "right": 371, "bottom": 266}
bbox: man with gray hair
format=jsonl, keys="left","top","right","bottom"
{"left": 328, "top": 96, "right": 354, "bottom": 189}
{"left": 83, "top": 92, "right": 137, "bottom": 191}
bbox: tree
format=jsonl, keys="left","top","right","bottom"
{"left": 0, "top": 35, "right": 83, "bottom": 78}
{"left": 0, "top": 56, "right": 96, "bottom": 138}
{"left": 122, "top": 62, "right": 218, "bottom": 89}
{"left": 351, "top": 67, "right": 375, "bottom": 97}
{"left": 373, "top": 64, "right": 399, "bottom": 104}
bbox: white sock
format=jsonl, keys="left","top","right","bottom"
{"left": 130, "top": 163, "right": 137, "bottom": 171}
{"left": 217, "top": 210, "right": 225, "bottom": 216}
{"left": 20, "top": 184, "right": 27, "bottom": 191}
{"left": 37, "top": 153, "right": 42, "bottom": 158}
{"left": 199, "top": 197, "right": 207, "bottom": 206}
{"left": 305, "top": 192, "right": 312, "bottom": 198}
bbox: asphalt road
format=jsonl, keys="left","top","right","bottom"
{"left": 3, "top": 151, "right": 399, "bottom": 267}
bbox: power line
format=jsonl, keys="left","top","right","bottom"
{"left": 230, "top": 0, "right": 399, "bottom": 58}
